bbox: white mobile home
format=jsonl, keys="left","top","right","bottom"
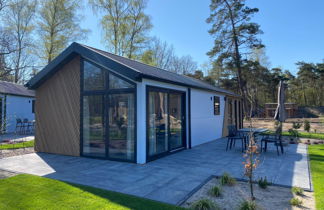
{"left": 0, "top": 81, "right": 35, "bottom": 133}
{"left": 26, "top": 43, "right": 242, "bottom": 164}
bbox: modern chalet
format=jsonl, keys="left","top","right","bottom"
{"left": 26, "top": 42, "right": 243, "bottom": 164}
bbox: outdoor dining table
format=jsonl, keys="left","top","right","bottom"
{"left": 237, "top": 128, "right": 268, "bottom": 143}
{"left": 238, "top": 128, "right": 268, "bottom": 134}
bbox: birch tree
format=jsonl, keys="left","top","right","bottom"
{"left": 37, "top": 0, "right": 89, "bottom": 64}
{"left": 3, "top": 0, "right": 37, "bottom": 83}
{"left": 89, "top": 0, "right": 152, "bottom": 58}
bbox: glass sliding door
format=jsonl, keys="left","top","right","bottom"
{"left": 81, "top": 59, "right": 136, "bottom": 162}
{"left": 147, "top": 87, "right": 186, "bottom": 160}
{"left": 148, "top": 91, "right": 169, "bottom": 156}
{"left": 82, "top": 95, "right": 105, "bottom": 157}
{"left": 108, "top": 93, "right": 135, "bottom": 161}
{"left": 169, "top": 93, "right": 184, "bottom": 150}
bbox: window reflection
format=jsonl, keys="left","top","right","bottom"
{"left": 148, "top": 91, "right": 168, "bottom": 156}
{"left": 108, "top": 94, "right": 135, "bottom": 161}
{"left": 109, "top": 74, "right": 134, "bottom": 89}
{"left": 83, "top": 95, "right": 105, "bottom": 157}
{"left": 83, "top": 61, "right": 106, "bottom": 91}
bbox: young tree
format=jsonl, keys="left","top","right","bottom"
{"left": 206, "top": 0, "right": 263, "bottom": 115}
{"left": 37, "top": 0, "right": 89, "bottom": 64}
{"left": 89, "top": 0, "right": 152, "bottom": 59}
{"left": 3, "top": 0, "right": 37, "bottom": 83}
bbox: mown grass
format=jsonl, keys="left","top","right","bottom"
{"left": 0, "top": 174, "right": 183, "bottom": 210}
{"left": 262, "top": 131, "right": 324, "bottom": 140}
{"left": 0, "top": 140, "right": 34, "bottom": 150}
{"left": 308, "top": 144, "right": 324, "bottom": 209}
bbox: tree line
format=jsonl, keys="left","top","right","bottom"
{"left": 0, "top": 0, "right": 198, "bottom": 84}
{"left": 0, "top": 0, "right": 322, "bottom": 112}
{"left": 188, "top": 0, "right": 324, "bottom": 116}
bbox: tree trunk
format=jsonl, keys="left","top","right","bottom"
{"left": 224, "top": 0, "right": 249, "bottom": 117}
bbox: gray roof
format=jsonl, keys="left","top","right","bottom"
{"left": 0, "top": 81, "right": 35, "bottom": 97}
{"left": 26, "top": 42, "right": 239, "bottom": 97}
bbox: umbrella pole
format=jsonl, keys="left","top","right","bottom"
{"left": 279, "top": 121, "right": 284, "bottom": 154}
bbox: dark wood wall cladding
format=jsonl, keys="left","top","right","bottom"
{"left": 35, "top": 56, "right": 80, "bottom": 156}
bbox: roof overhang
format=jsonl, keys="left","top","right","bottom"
{"left": 26, "top": 42, "right": 240, "bottom": 98}
{"left": 26, "top": 43, "right": 142, "bottom": 89}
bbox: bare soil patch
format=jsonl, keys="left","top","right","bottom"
{"left": 0, "top": 147, "right": 34, "bottom": 159}
{"left": 183, "top": 177, "right": 315, "bottom": 210}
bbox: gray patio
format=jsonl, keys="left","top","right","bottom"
{"left": 0, "top": 138, "right": 311, "bottom": 205}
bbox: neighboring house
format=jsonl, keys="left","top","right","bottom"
{"left": 26, "top": 42, "right": 243, "bottom": 164}
{"left": 0, "top": 81, "right": 35, "bottom": 133}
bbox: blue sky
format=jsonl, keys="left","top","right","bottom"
{"left": 81, "top": 0, "right": 324, "bottom": 74}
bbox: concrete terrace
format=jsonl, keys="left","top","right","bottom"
{"left": 0, "top": 138, "right": 311, "bottom": 205}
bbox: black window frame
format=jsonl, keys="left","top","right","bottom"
{"left": 146, "top": 85, "right": 187, "bottom": 162}
{"left": 32, "top": 100, "right": 35, "bottom": 114}
{"left": 80, "top": 57, "right": 137, "bottom": 163}
{"left": 213, "top": 96, "right": 220, "bottom": 115}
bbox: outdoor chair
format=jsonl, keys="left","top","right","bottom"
{"left": 22, "top": 118, "right": 29, "bottom": 134}
{"left": 260, "top": 133, "right": 284, "bottom": 155}
{"left": 226, "top": 125, "right": 247, "bottom": 152}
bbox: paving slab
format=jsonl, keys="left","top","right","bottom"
{"left": 0, "top": 138, "right": 311, "bottom": 205}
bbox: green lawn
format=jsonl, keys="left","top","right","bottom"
{"left": 0, "top": 140, "right": 34, "bottom": 150}
{"left": 263, "top": 131, "right": 324, "bottom": 140}
{"left": 0, "top": 174, "right": 183, "bottom": 210}
{"left": 309, "top": 144, "right": 324, "bottom": 209}
{"left": 282, "top": 131, "right": 324, "bottom": 140}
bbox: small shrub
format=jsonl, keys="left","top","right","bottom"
{"left": 238, "top": 200, "right": 257, "bottom": 210}
{"left": 304, "top": 120, "right": 311, "bottom": 132}
{"left": 292, "top": 122, "right": 302, "bottom": 130}
{"left": 209, "top": 185, "right": 222, "bottom": 197}
{"left": 291, "top": 186, "right": 304, "bottom": 196}
{"left": 220, "top": 173, "right": 236, "bottom": 186}
{"left": 290, "top": 197, "right": 303, "bottom": 206}
{"left": 258, "top": 177, "right": 270, "bottom": 189}
{"left": 190, "top": 199, "right": 220, "bottom": 210}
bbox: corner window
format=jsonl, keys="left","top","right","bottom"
{"left": 214, "top": 96, "right": 220, "bottom": 115}
{"left": 81, "top": 59, "right": 136, "bottom": 162}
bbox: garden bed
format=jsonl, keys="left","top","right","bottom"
{"left": 183, "top": 176, "right": 315, "bottom": 210}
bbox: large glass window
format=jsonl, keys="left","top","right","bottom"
{"left": 83, "top": 61, "right": 106, "bottom": 91}
{"left": 108, "top": 94, "right": 135, "bottom": 161}
{"left": 109, "top": 74, "right": 134, "bottom": 89}
{"left": 82, "top": 60, "right": 136, "bottom": 162}
{"left": 82, "top": 95, "right": 105, "bottom": 157}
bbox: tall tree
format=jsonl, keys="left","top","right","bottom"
{"left": 0, "top": 0, "right": 8, "bottom": 12}
{"left": 37, "top": 0, "right": 88, "bottom": 64}
{"left": 169, "top": 55, "right": 197, "bottom": 75}
{"left": 89, "top": 0, "right": 152, "bottom": 59}
{"left": 141, "top": 37, "right": 175, "bottom": 69}
{"left": 3, "top": 0, "right": 37, "bottom": 83}
{"left": 206, "top": 0, "right": 263, "bottom": 115}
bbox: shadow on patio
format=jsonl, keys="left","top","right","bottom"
{"left": 0, "top": 138, "right": 311, "bottom": 205}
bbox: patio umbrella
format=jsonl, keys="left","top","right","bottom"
{"left": 274, "top": 80, "right": 287, "bottom": 153}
